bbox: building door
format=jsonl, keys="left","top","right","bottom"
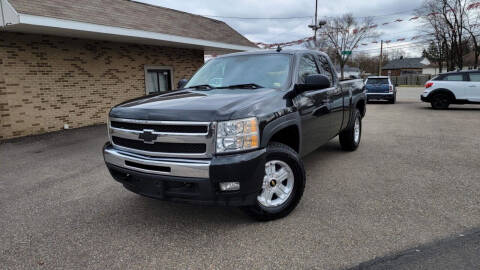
{"left": 146, "top": 69, "right": 172, "bottom": 94}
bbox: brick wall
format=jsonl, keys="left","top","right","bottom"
{"left": 0, "top": 32, "right": 204, "bottom": 140}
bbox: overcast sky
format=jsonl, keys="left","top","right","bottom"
{"left": 137, "top": 0, "right": 427, "bottom": 57}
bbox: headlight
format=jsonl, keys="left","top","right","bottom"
{"left": 216, "top": 117, "right": 259, "bottom": 153}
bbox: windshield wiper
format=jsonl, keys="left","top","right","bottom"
{"left": 220, "top": 83, "right": 264, "bottom": 89}
{"left": 186, "top": 84, "right": 216, "bottom": 90}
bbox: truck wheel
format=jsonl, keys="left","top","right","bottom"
{"left": 243, "top": 142, "right": 305, "bottom": 221}
{"left": 339, "top": 109, "right": 362, "bottom": 151}
{"left": 390, "top": 94, "right": 396, "bottom": 104}
{"left": 430, "top": 94, "right": 450, "bottom": 109}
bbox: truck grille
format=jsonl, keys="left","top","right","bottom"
{"left": 112, "top": 137, "right": 207, "bottom": 154}
{"left": 108, "top": 118, "right": 215, "bottom": 158}
{"left": 110, "top": 121, "right": 208, "bottom": 134}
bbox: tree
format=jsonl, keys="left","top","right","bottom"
{"left": 419, "top": 0, "right": 478, "bottom": 70}
{"left": 423, "top": 42, "right": 446, "bottom": 72}
{"left": 387, "top": 49, "right": 407, "bottom": 61}
{"left": 351, "top": 53, "right": 387, "bottom": 75}
{"left": 319, "top": 14, "right": 378, "bottom": 80}
{"left": 463, "top": 2, "right": 480, "bottom": 68}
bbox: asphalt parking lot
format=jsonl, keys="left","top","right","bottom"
{"left": 1, "top": 87, "right": 479, "bottom": 269}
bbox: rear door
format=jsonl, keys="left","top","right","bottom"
{"left": 466, "top": 72, "right": 480, "bottom": 102}
{"left": 365, "top": 78, "right": 389, "bottom": 93}
{"left": 438, "top": 73, "right": 468, "bottom": 99}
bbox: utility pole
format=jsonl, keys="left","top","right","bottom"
{"left": 379, "top": 40, "right": 383, "bottom": 76}
{"left": 314, "top": 0, "right": 318, "bottom": 42}
{"left": 308, "top": 0, "right": 325, "bottom": 44}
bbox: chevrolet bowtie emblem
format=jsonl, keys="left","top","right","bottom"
{"left": 138, "top": 129, "right": 157, "bottom": 144}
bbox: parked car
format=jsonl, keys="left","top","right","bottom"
{"left": 103, "top": 50, "right": 366, "bottom": 221}
{"left": 421, "top": 70, "right": 480, "bottom": 109}
{"left": 365, "top": 76, "right": 397, "bottom": 104}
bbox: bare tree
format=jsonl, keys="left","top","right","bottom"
{"left": 418, "top": 3, "right": 452, "bottom": 70}
{"left": 351, "top": 52, "right": 387, "bottom": 75}
{"left": 419, "top": 0, "right": 478, "bottom": 70}
{"left": 463, "top": 2, "right": 480, "bottom": 68}
{"left": 318, "top": 14, "right": 378, "bottom": 80}
{"left": 387, "top": 49, "right": 407, "bottom": 61}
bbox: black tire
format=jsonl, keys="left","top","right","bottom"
{"left": 243, "top": 142, "right": 306, "bottom": 221}
{"left": 430, "top": 94, "right": 451, "bottom": 109}
{"left": 390, "top": 93, "right": 396, "bottom": 104}
{"left": 339, "top": 109, "right": 362, "bottom": 151}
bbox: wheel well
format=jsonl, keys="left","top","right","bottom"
{"left": 430, "top": 89, "right": 456, "bottom": 100}
{"left": 269, "top": 125, "right": 300, "bottom": 153}
{"left": 356, "top": 100, "right": 366, "bottom": 117}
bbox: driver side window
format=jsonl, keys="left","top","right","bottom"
{"left": 298, "top": 55, "right": 320, "bottom": 83}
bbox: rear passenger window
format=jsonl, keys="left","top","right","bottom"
{"left": 443, "top": 74, "right": 464, "bottom": 81}
{"left": 469, "top": 73, "right": 480, "bottom": 82}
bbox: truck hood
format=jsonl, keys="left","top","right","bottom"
{"left": 109, "top": 88, "right": 284, "bottom": 121}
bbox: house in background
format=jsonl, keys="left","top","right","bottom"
{"left": 384, "top": 53, "right": 480, "bottom": 77}
{"left": 382, "top": 57, "right": 431, "bottom": 76}
{"left": 0, "top": 0, "right": 257, "bottom": 140}
{"left": 422, "top": 62, "right": 442, "bottom": 76}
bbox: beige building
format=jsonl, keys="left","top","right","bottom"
{"left": 0, "top": 0, "right": 257, "bottom": 140}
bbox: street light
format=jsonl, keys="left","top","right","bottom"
{"left": 308, "top": 20, "right": 327, "bottom": 43}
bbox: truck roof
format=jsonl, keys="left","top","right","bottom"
{"left": 367, "top": 76, "right": 389, "bottom": 79}
{"left": 216, "top": 49, "right": 330, "bottom": 59}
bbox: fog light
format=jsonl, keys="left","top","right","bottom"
{"left": 219, "top": 182, "right": 240, "bottom": 191}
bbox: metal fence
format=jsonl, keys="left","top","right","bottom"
{"left": 389, "top": 75, "right": 433, "bottom": 86}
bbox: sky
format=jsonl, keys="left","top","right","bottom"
{"left": 136, "top": 0, "right": 428, "bottom": 57}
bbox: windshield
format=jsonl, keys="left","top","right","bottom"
{"left": 185, "top": 54, "right": 292, "bottom": 89}
{"left": 366, "top": 78, "right": 389, "bottom": 85}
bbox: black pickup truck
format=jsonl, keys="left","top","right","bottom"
{"left": 103, "top": 50, "right": 366, "bottom": 220}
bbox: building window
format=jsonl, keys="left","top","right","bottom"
{"left": 145, "top": 66, "right": 173, "bottom": 95}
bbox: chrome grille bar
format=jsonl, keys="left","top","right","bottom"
{"left": 108, "top": 118, "right": 215, "bottom": 158}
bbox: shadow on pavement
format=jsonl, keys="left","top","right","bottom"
{"left": 348, "top": 229, "right": 480, "bottom": 270}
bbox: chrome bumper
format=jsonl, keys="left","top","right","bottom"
{"left": 103, "top": 146, "right": 210, "bottom": 178}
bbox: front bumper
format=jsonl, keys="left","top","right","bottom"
{"left": 366, "top": 92, "right": 394, "bottom": 100}
{"left": 103, "top": 143, "right": 266, "bottom": 206}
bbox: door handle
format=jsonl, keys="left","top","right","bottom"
{"left": 313, "top": 105, "right": 330, "bottom": 117}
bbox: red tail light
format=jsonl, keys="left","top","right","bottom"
{"left": 389, "top": 85, "right": 393, "bottom": 92}
{"left": 425, "top": 82, "right": 434, "bottom": 88}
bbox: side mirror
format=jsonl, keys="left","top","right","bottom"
{"left": 296, "top": 74, "right": 331, "bottom": 92}
{"left": 177, "top": 78, "right": 189, "bottom": 89}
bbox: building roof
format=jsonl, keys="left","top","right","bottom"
{"left": 2, "top": 0, "right": 257, "bottom": 51}
{"left": 382, "top": 57, "right": 428, "bottom": 70}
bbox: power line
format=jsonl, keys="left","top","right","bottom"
{"left": 200, "top": 14, "right": 313, "bottom": 20}
{"left": 325, "top": 8, "right": 418, "bottom": 19}
{"left": 195, "top": 7, "right": 419, "bottom": 20}
{"left": 354, "top": 40, "right": 432, "bottom": 52}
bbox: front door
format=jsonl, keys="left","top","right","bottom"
{"left": 466, "top": 72, "right": 480, "bottom": 102}
{"left": 315, "top": 54, "right": 344, "bottom": 138}
{"left": 295, "top": 54, "right": 333, "bottom": 155}
{"left": 146, "top": 69, "right": 172, "bottom": 95}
